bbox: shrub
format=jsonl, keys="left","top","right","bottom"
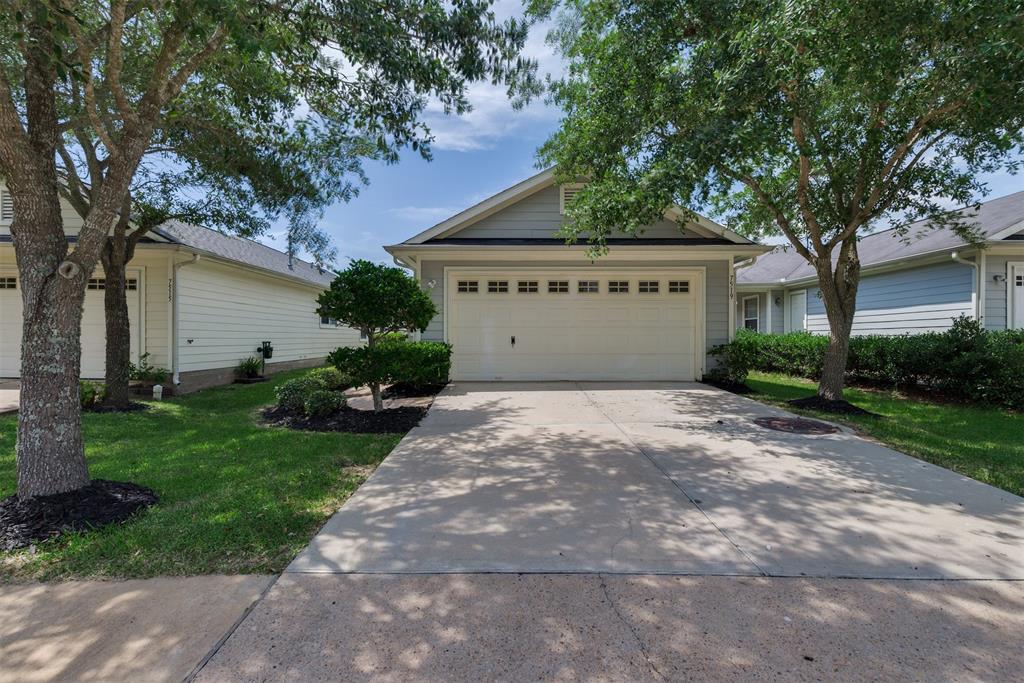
{"left": 328, "top": 341, "right": 452, "bottom": 391}
{"left": 129, "top": 352, "right": 168, "bottom": 384}
{"left": 275, "top": 375, "right": 327, "bottom": 414}
{"left": 709, "top": 316, "right": 1024, "bottom": 409}
{"left": 306, "top": 367, "right": 351, "bottom": 391}
{"left": 236, "top": 356, "right": 263, "bottom": 379}
{"left": 79, "top": 381, "right": 106, "bottom": 409}
{"left": 305, "top": 389, "right": 346, "bottom": 418}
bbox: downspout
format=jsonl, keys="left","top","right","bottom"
{"left": 950, "top": 251, "right": 980, "bottom": 321}
{"left": 171, "top": 253, "right": 201, "bottom": 385}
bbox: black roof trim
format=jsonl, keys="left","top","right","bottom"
{"left": 426, "top": 237, "right": 735, "bottom": 246}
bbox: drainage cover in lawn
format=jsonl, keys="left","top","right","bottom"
{"left": 753, "top": 416, "right": 840, "bottom": 435}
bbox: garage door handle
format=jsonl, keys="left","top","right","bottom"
{"left": 510, "top": 335, "right": 515, "bottom": 347}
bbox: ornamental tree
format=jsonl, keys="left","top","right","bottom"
{"left": 0, "top": 0, "right": 535, "bottom": 498}
{"left": 527, "top": 0, "right": 1024, "bottom": 406}
{"left": 318, "top": 260, "right": 436, "bottom": 411}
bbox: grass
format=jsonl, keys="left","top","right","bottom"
{"left": 745, "top": 371, "right": 1024, "bottom": 497}
{"left": 1, "top": 371, "right": 402, "bottom": 582}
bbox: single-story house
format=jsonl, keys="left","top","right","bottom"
{"left": 0, "top": 188, "right": 360, "bottom": 392}
{"left": 734, "top": 191, "right": 1024, "bottom": 336}
{"left": 385, "top": 168, "right": 769, "bottom": 381}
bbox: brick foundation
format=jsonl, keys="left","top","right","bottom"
{"left": 174, "top": 357, "right": 326, "bottom": 394}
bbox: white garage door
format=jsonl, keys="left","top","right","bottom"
{"left": 0, "top": 271, "right": 141, "bottom": 378}
{"left": 447, "top": 269, "right": 703, "bottom": 381}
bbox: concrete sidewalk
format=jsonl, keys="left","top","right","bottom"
{"left": 0, "top": 575, "right": 271, "bottom": 683}
{"left": 195, "top": 573, "right": 1024, "bottom": 682}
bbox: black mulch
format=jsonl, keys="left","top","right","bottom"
{"left": 0, "top": 479, "right": 158, "bottom": 551}
{"left": 701, "top": 378, "right": 753, "bottom": 394}
{"left": 382, "top": 382, "right": 449, "bottom": 399}
{"left": 788, "top": 396, "right": 880, "bottom": 417}
{"left": 754, "top": 416, "right": 840, "bottom": 435}
{"left": 87, "top": 401, "right": 150, "bottom": 414}
{"left": 261, "top": 405, "right": 428, "bottom": 434}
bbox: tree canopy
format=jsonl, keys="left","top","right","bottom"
{"left": 317, "top": 259, "right": 437, "bottom": 342}
{"left": 527, "top": 0, "right": 1024, "bottom": 401}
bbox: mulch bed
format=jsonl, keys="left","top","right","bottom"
{"left": 382, "top": 382, "right": 448, "bottom": 399}
{"left": 788, "top": 395, "right": 879, "bottom": 417}
{"left": 0, "top": 479, "right": 158, "bottom": 551}
{"left": 754, "top": 416, "right": 840, "bottom": 435}
{"left": 86, "top": 401, "right": 150, "bottom": 414}
{"left": 261, "top": 405, "right": 428, "bottom": 434}
{"left": 701, "top": 378, "right": 753, "bottom": 394}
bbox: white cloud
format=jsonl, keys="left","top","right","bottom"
{"left": 423, "top": 6, "right": 565, "bottom": 152}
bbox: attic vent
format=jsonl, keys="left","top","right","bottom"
{"left": 559, "top": 183, "right": 584, "bottom": 214}
{"left": 0, "top": 188, "right": 12, "bottom": 222}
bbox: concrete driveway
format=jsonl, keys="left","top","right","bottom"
{"left": 0, "top": 380, "right": 18, "bottom": 414}
{"left": 291, "top": 382, "right": 1024, "bottom": 580}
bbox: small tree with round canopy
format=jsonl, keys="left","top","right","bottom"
{"left": 318, "top": 260, "right": 436, "bottom": 411}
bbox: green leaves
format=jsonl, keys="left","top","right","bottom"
{"left": 317, "top": 260, "right": 437, "bottom": 340}
{"left": 533, "top": 0, "right": 1024, "bottom": 249}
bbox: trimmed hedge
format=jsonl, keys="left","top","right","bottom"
{"left": 710, "top": 317, "right": 1024, "bottom": 409}
{"left": 328, "top": 340, "right": 452, "bottom": 390}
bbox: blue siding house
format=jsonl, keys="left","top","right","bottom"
{"left": 735, "top": 191, "right": 1024, "bottom": 336}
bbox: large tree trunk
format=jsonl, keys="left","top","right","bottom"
{"left": 814, "top": 237, "right": 861, "bottom": 402}
{"left": 101, "top": 243, "right": 133, "bottom": 409}
{"left": 14, "top": 209, "right": 91, "bottom": 498}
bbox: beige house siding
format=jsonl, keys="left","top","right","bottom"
{"left": 175, "top": 257, "right": 359, "bottom": 374}
{"left": 418, "top": 257, "right": 731, "bottom": 364}
{"left": 455, "top": 185, "right": 702, "bottom": 240}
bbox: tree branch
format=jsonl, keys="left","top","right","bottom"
{"left": 106, "top": 0, "right": 136, "bottom": 125}
{"left": 722, "top": 165, "right": 814, "bottom": 262}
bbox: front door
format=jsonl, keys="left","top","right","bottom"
{"left": 788, "top": 291, "right": 807, "bottom": 332}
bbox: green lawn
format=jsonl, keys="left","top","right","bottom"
{"left": 745, "top": 371, "right": 1024, "bottom": 497}
{"left": 1, "top": 372, "right": 402, "bottom": 582}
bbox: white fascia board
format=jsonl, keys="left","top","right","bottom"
{"left": 386, "top": 244, "right": 768, "bottom": 263}
{"left": 398, "top": 167, "right": 755, "bottom": 246}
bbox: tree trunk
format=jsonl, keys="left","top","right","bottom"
{"left": 101, "top": 242, "right": 133, "bottom": 409}
{"left": 370, "top": 382, "right": 383, "bottom": 412}
{"left": 13, "top": 204, "right": 91, "bottom": 497}
{"left": 814, "top": 237, "right": 861, "bottom": 402}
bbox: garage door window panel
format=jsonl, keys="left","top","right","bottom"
{"left": 457, "top": 280, "right": 478, "bottom": 293}
{"left": 517, "top": 280, "right": 538, "bottom": 293}
{"left": 669, "top": 280, "right": 690, "bottom": 293}
{"left": 0, "top": 277, "right": 15, "bottom": 289}
{"left": 639, "top": 280, "right": 659, "bottom": 293}
{"left": 609, "top": 280, "right": 629, "bottom": 293}
{"left": 548, "top": 280, "right": 569, "bottom": 293}
{"left": 487, "top": 280, "right": 508, "bottom": 293}
{"left": 578, "top": 280, "right": 598, "bottom": 294}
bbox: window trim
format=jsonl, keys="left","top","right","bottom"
{"left": 742, "top": 295, "right": 760, "bottom": 331}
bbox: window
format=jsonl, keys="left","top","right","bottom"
{"left": 559, "top": 183, "right": 584, "bottom": 214}
{"left": 638, "top": 280, "right": 659, "bottom": 293}
{"left": 0, "top": 276, "right": 15, "bottom": 289}
{"left": 548, "top": 280, "right": 569, "bottom": 293}
{"left": 320, "top": 316, "right": 336, "bottom": 326}
{"left": 487, "top": 280, "right": 509, "bottom": 293}
{"left": 517, "top": 280, "right": 538, "bottom": 293}
{"left": 578, "top": 280, "right": 599, "bottom": 293}
{"left": 742, "top": 295, "right": 760, "bottom": 331}
{"left": 608, "top": 280, "right": 629, "bottom": 293}
{"left": 457, "top": 280, "right": 479, "bottom": 293}
{"left": 86, "top": 277, "right": 138, "bottom": 291}
{"left": 669, "top": 280, "right": 690, "bottom": 293}
{"left": 0, "top": 188, "right": 12, "bottom": 223}
{"left": 1017, "top": 274, "right": 1024, "bottom": 287}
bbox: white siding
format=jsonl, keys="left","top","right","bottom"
{"left": 0, "top": 185, "right": 85, "bottom": 237}
{"left": 176, "top": 258, "right": 360, "bottom": 373}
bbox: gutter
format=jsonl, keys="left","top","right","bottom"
{"left": 171, "top": 253, "right": 201, "bottom": 386}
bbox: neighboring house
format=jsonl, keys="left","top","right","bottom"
{"left": 0, "top": 188, "right": 360, "bottom": 392}
{"left": 734, "top": 191, "right": 1024, "bottom": 336}
{"left": 385, "top": 168, "right": 768, "bottom": 381}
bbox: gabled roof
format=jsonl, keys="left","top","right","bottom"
{"left": 737, "top": 190, "right": 1024, "bottom": 286}
{"left": 391, "top": 167, "right": 756, "bottom": 247}
{"left": 153, "top": 221, "right": 335, "bottom": 287}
